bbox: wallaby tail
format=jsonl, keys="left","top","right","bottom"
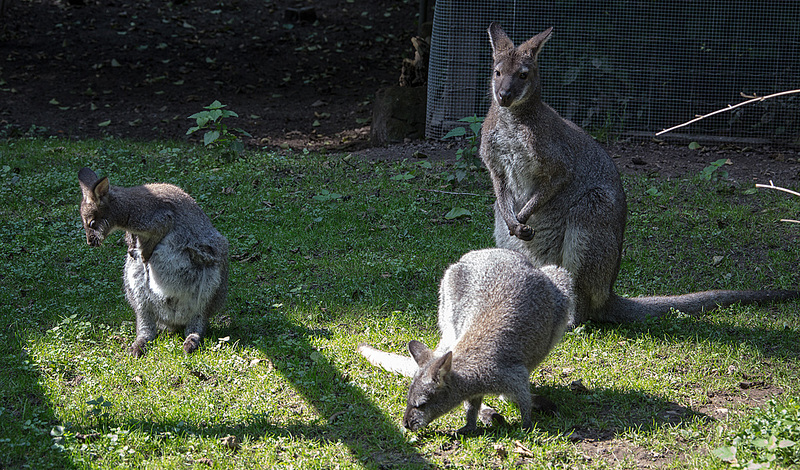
{"left": 604, "top": 289, "right": 800, "bottom": 323}
{"left": 357, "top": 343, "right": 418, "bottom": 377}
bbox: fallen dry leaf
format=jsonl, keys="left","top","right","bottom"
{"left": 513, "top": 440, "right": 535, "bottom": 458}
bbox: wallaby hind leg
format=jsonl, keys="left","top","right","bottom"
{"left": 479, "top": 404, "right": 507, "bottom": 427}
{"left": 564, "top": 189, "right": 625, "bottom": 326}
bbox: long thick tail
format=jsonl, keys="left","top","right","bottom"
{"left": 356, "top": 343, "right": 418, "bottom": 377}
{"left": 603, "top": 289, "right": 800, "bottom": 323}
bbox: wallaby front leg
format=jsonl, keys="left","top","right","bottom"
{"left": 130, "top": 310, "right": 158, "bottom": 358}
{"left": 515, "top": 194, "right": 542, "bottom": 229}
{"left": 457, "top": 397, "right": 483, "bottom": 434}
{"left": 496, "top": 200, "right": 534, "bottom": 241}
{"left": 183, "top": 313, "right": 208, "bottom": 355}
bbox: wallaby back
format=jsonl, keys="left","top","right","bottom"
{"left": 78, "top": 168, "right": 229, "bottom": 357}
{"left": 360, "top": 248, "right": 574, "bottom": 433}
{"left": 480, "top": 23, "right": 799, "bottom": 325}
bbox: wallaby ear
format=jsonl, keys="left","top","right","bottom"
{"left": 79, "top": 167, "right": 105, "bottom": 201}
{"left": 408, "top": 340, "right": 433, "bottom": 366}
{"left": 518, "top": 27, "right": 554, "bottom": 60}
{"left": 433, "top": 351, "right": 453, "bottom": 385}
{"left": 92, "top": 176, "right": 110, "bottom": 200}
{"left": 488, "top": 22, "right": 514, "bottom": 55}
{"left": 78, "top": 167, "right": 98, "bottom": 191}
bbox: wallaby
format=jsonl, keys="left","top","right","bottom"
{"left": 78, "top": 167, "right": 229, "bottom": 357}
{"left": 480, "top": 23, "right": 799, "bottom": 325}
{"left": 359, "top": 248, "right": 574, "bottom": 433}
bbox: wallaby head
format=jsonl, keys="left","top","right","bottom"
{"left": 488, "top": 22, "right": 553, "bottom": 109}
{"left": 402, "top": 340, "right": 460, "bottom": 432}
{"left": 78, "top": 167, "right": 114, "bottom": 247}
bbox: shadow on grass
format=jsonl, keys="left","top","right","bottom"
{"left": 239, "top": 308, "right": 432, "bottom": 469}
{"left": 410, "top": 383, "right": 710, "bottom": 443}
{"left": 0, "top": 346, "right": 79, "bottom": 470}
{"left": 609, "top": 312, "right": 800, "bottom": 360}
{"left": 96, "top": 308, "right": 431, "bottom": 470}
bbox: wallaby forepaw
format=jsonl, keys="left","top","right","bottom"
{"left": 183, "top": 334, "right": 201, "bottom": 355}
{"left": 129, "top": 340, "right": 147, "bottom": 358}
{"left": 479, "top": 407, "right": 507, "bottom": 427}
{"left": 514, "top": 224, "right": 534, "bottom": 241}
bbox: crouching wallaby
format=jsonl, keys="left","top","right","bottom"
{"left": 480, "top": 23, "right": 799, "bottom": 326}
{"left": 78, "top": 168, "right": 229, "bottom": 357}
{"left": 359, "top": 248, "right": 574, "bottom": 433}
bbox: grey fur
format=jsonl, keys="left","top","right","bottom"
{"left": 360, "top": 248, "right": 574, "bottom": 433}
{"left": 481, "top": 23, "right": 799, "bottom": 325}
{"left": 78, "top": 167, "right": 229, "bottom": 357}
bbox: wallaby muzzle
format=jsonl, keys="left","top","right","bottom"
{"left": 85, "top": 230, "right": 103, "bottom": 247}
{"left": 402, "top": 408, "right": 426, "bottom": 431}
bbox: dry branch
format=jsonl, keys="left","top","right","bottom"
{"left": 656, "top": 89, "right": 800, "bottom": 136}
{"left": 756, "top": 180, "right": 800, "bottom": 224}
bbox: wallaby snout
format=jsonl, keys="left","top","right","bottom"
{"left": 86, "top": 232, "right": 102, "bottom": 247}
{"left": 402, "top": 409, "right": 425, "bottom": 432}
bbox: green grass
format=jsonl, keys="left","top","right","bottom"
{"left": 0, "top": 137, "right": 798, "bottom": 469}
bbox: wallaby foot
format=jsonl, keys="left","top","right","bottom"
{"left": 479, "top": 405, "right": 507, "bottom": 427}
{"left": 456, "top": 423, "right": 479, "bottom": 435}
{"left": 183, "top": 333, "right": 201, "bottom": 355}
{"left": 129, "top": 338, "right": 148, "bottom": 358}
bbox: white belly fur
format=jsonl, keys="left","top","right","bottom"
{"left": 124, "top": 233, "right": 221, "bottom": 330}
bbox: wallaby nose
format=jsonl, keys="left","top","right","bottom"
{"left": 497, "top": 90, "right": 513, "bottom": 108}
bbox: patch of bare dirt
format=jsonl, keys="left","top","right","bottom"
{"left": 2, "top": 0, "right": 800, "bottom": 186}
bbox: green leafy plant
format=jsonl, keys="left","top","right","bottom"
{"left": 713, "top": 399, "right": 800, "bottom": 468}
{"left": 186, "top": 100, "right": 252, "bottom": 156}
{"left": 442, "top": 116, "right": 483, "bottom": 184}
{"left": 700, "top": 158, "right": 730, "bottom": 181}
{"left": 86, "top": 396, "right": 113, "bottom": 424}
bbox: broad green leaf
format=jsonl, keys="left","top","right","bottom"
{"left": 711, "top": 446, "right": 737, "bottom": 463}
{"left": 445, "top": 207, "right": 472, "bottom": 220}
{"left": 391, "top": 173, "right": 414, "bottom": 181}
{"left": 204, "top": 130, "right": 220, "bottom": 146}
{"left": 443, "top": 127, "right": 466, "bottom": 139}
{"left": 778, "top": 439, "right": 796, "bottom": 448}
{"left": 205, "top": 100, "right": 225, "bottom": 110}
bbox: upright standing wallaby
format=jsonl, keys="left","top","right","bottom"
{"left": 78, "top": 168, "right": 229, "bottom": 357}
{"left": 359, "top": 248, "right": 574, "bottom": 433}
{"left": 480, "top": 23, "right": 799, "bottom": 325}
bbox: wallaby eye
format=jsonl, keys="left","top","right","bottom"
{"left": 519, "top": 72, "right": 529, "bottom": 80}
{"left": 494, "top": 70, "right": 501, "bottom": 77}
{"left": 88, "top": 219, "right": 97, "bottom": 230}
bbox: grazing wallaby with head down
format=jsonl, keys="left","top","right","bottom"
{"left": 480, "top": 23, "right": 799, "bottom": 326}
{"left": 359, "top": 248, "right": 574, "bottom": 433}
{"left": 78, "top": 168, "right": 229, "bottom": 357}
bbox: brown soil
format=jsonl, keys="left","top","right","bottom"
{"left": 2, "top": 0, "right": 800, "bottom": 185}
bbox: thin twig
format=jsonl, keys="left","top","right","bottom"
{"left": 419, "top": 188, "right": 487, "bottom": 197}
{"left": 756, "top": 180, "right": 800, "bottom": 224}
{"left": 755, "top": 181, "right": 800, "bottom": 198}
{"left": 656, "top": 89, "right": 800, "bottom": 136}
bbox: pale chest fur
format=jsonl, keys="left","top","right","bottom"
{"left": 488, "top": 123, "right": 544, "bottom": 206}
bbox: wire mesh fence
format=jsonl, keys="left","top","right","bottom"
{"left": 425, "top": 0, "right": 800, "bottom": 142}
